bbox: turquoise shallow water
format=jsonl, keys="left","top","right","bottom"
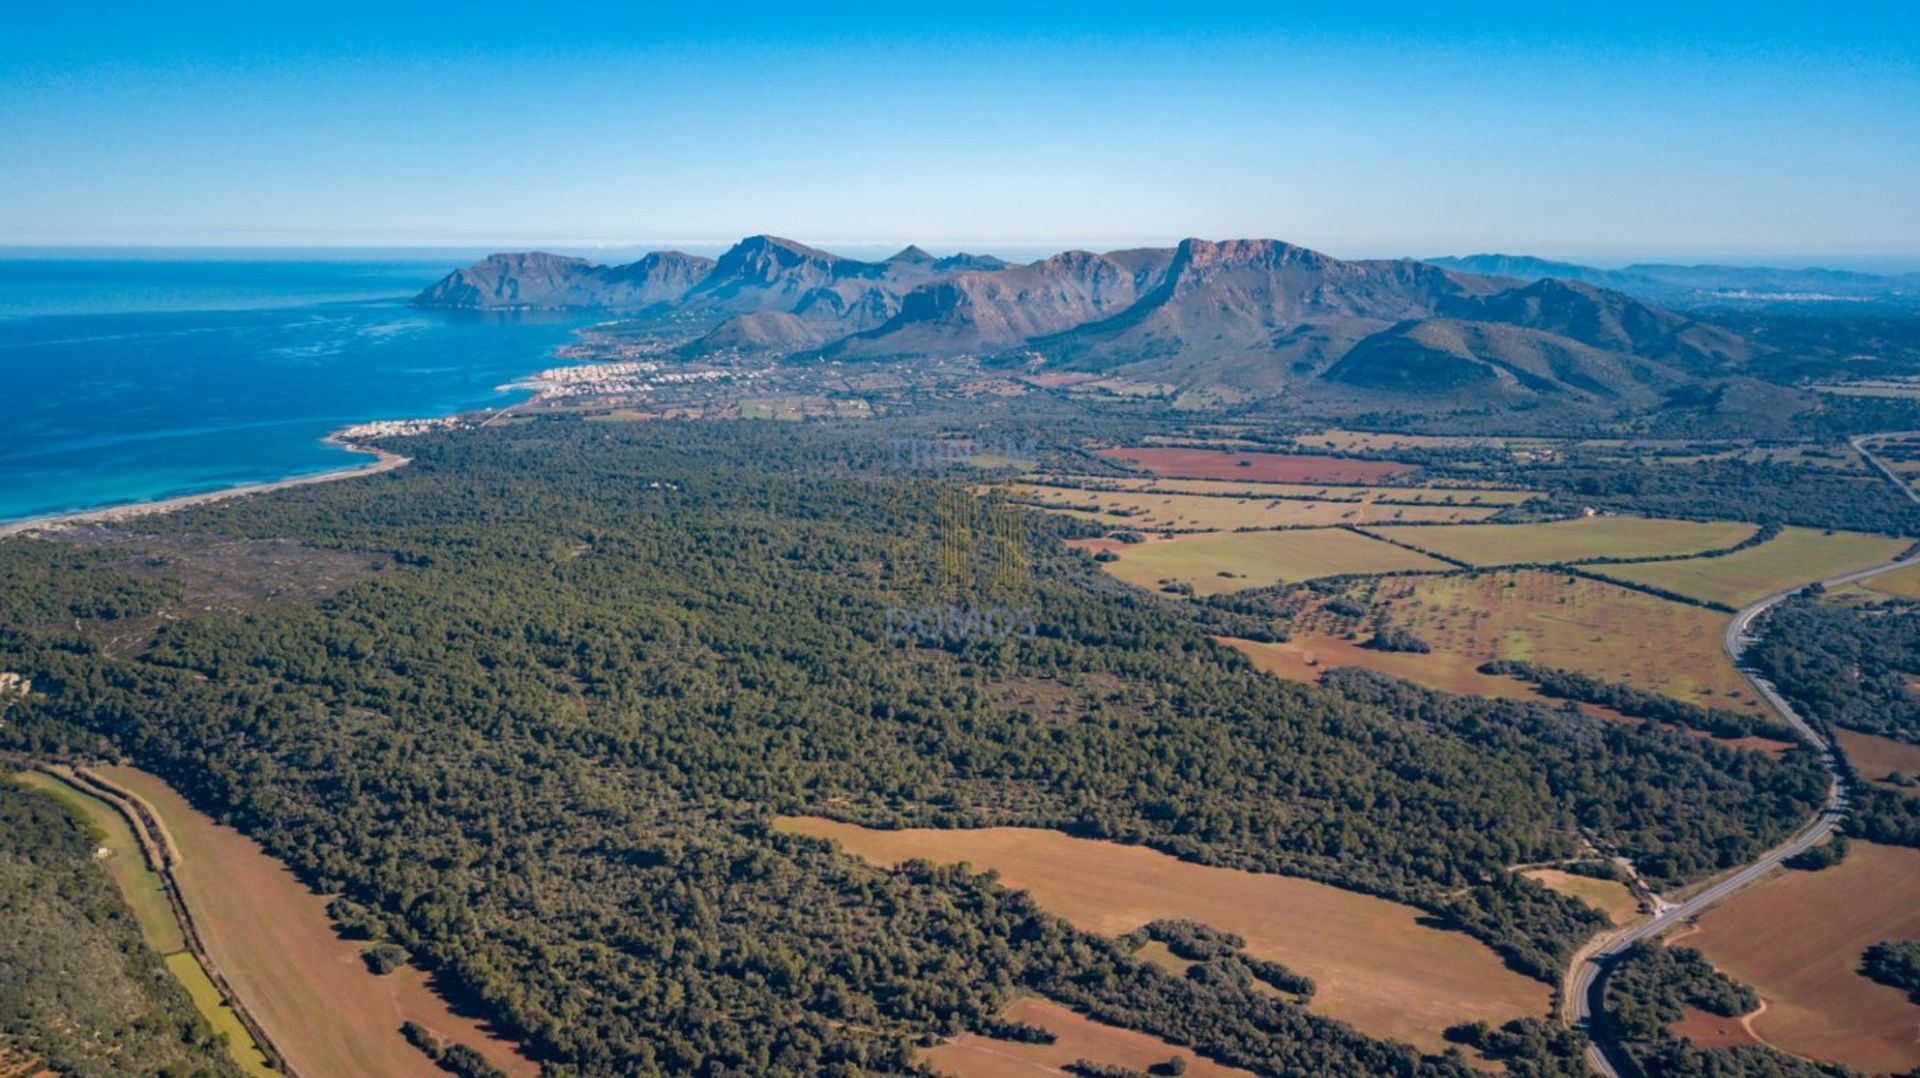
{"left": 0, "top": 259, "right": 588, "bottom": 523}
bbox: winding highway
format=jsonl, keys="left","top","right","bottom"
{"left": 1566, "top": 432, "right": 1920, "bottom": 1077}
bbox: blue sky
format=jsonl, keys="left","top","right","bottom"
{"left": 3, "top": 3, "right": 1917, "bottom": 263}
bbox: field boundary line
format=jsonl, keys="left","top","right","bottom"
{"left": 1343, "top": 525, "right": 1474, "bottom": 568}
{"left": 1562, "top": 566, "right": 1739, "bottom": 613}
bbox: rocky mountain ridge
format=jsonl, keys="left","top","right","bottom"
{"left": 415, "top": 235, "right": 1787, "bottom": 412}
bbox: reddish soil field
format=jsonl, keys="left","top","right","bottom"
{"left": 1836, "top": 727, "right": 1920, "bottom": 792}
{"left": 780, "top": 817, "right": 1549, "bottom": 1054}
{"left": 101, "top": 767, "right": 538, "bottom": 1078}
{"left": 1684, "top": 841, "right": 1920, "bottom": 1073}
{"left": 1095, "top": 446, "right": 1416, "bottom": 483}
{"left": 1670, "top": 1004, "right": 1767, "bottom": 1050}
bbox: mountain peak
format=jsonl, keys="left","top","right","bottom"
{"left": 727, "top": 234, "right": 841, "bottom": 261}
{"left": 1171, "top": 237, "right": 1321, "bottom": 271}
{"left": 887, "top": 244, "right": 935, "bottom": 264}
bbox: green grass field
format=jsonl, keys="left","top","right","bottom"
{"left": 1866, "top": 562, "right": 1920, "bottom": 600}
{"left": 164, "top": 953, "right": 278, "bottom": 1076}
{"left": 1595, "top": 527, "right": 1911, "bottom": 607}
{"left": 1084, "top": 528, "right": 1450, "bottom": 595}
{"left": 1363, "top": 517, "right": 1756, "bottom": 567}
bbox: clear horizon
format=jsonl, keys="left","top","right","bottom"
{"left": 4, "top": 243, "right": 1920, "bottom": 276}
{"left": 5, "top": 3, "right": 1916, "bottom": 260}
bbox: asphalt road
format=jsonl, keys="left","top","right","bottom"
{"left": 1567, "top": 434, "right": 1920, "bottom": 1076}
{"left": 1852, "top": 432, "right": 1920, "bottom": 507}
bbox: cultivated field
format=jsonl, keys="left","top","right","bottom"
{"left": 1095, "top": 446, "right": 1417, "bottom": 483}
{"left": 921, "top": 996, "right": 1255, "bottom": 1078}
{"left": 99, "top": 766, "right": 538, "bottom": 1078}
{"left": 1681, "top": 841, "right": 1920, "bottom": 1073}
{"left": 1835, "top": 727, "right": 1920, "bottom": 790}
{"left": 1668, "top": 1004, "right": 1766, "bottom": 1051}
{"left": 1078, "top": 528, "right": 1451, "bottom": 596}
{"left": 1864, "top": 561, "right": 1920, "bottom": 600}
{"left": 1229, "top": 570, "right": 1767, "bottom": 717}
{"left": 778, "top": 817, "right": 1550, "bottom": 1054}
{"left": 1518, "top": 869, "right": 1640, "bottom": 925}
{"left": 164, "top": 952, "right": 271, "bottom": 1075}
{"left": 1596, "top": 527, "right": 1910, "bottom": 607}
{"left": 1008, "top": 484, "right": 1500, "bottom": 530}
{"left": 1363, "top": 517, "right": 1756, "bottom": 567}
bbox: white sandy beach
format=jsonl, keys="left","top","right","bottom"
{"left": 0, "top": 440, "right": 408, "bottom": 540}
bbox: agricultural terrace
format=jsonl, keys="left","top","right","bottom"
{"left": 1073, "top": 528, "right": 1450, "bottom": 596}
{"left": 1834, "top": 728, "right": 1920, "bottom": 792}
{"left": 922, "top": 996, "right": 1255, "bottom": 1078}
{"left": 1517, "top": 869, "right": 1641, "bottom": 926}
{"left": 1362, "top": 517, "right": 1756, "bottom": 567}
{"left": 1094, "top": 446, "right": 1417, "bottom": 483}
{"left": 1595, "top": 527, "right": 1910, "bottom": 608}
{"left": 99, "top": 767, "right": 538, "bottom": 1078}
{"left": 9, "top": 771, "right": 274, "bottom": 1076}
{"left": 1005, "top": 483, "right": 1501, "bottom": 531}
{"left": 1681, "top": 841, "right": 1920, "bottom": 1074}
{"left": 778, "top": 817, "right": 1551, "bottom": 1055}
{"left": 1228, "top": 570, "right": 1766, "bottom": 717}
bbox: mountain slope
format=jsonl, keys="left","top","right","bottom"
{"left": 828, "top": 248, "right": 1175, "bottom": 358}
{"left": 1436, "top": 278, "right": 1754, "bottom": 373}
{"left": 412, "top": 235, "right": 1792, "bottom": 422}
{"left": 1027, "top": 239, "right": 1509, "bottom": 388}
{"left": 414, "top": 237, "right": 1021, "bottom": 341}
{"left": 413, "top": 250, "right": 716, "bottom": 310}
{"left": 1324, "top": 318, "right": 1694, "bottom": 405}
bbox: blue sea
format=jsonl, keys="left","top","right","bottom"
{"left": 0, "top": 257, "right": 591, "bottom": 524}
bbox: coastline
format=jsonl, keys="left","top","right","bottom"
{"left": 0, "top": 436, "right": 409, "bottom": 540}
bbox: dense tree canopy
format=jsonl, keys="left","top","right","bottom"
{"left": 0, "top": 419, "right": 1835, "bottom": 1075}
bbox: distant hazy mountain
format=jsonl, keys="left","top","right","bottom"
{"left": 1428, "top": 253, "right": 1920, "bottom": 307}
{"left": 417, "top": 235, "right": 1806, "bottom": 418}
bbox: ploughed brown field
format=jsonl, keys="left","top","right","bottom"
{"left": 1094, "top": 446, "right": 1417, "bottom": 483}
{"left": 777, "top": 817, "right": 1550, "bottom": 1054}
{"left": 1835, "top": 727, "right": 1920, "bottom": 793}
{"left": 922, "top": 996, "right": 1255, "bottom": 1078}
{"left": 1682, "top": 840, "right": 1920, "bottom": 1074}
{"left": 1668, "top": 1003, "right": 1766, "bottom": 1051}
{"left": 99, "top": 767, "right": 538, "bottom": 1078}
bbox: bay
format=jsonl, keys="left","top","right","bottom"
{"left": 0, "top": 258, "right": 587, "bottom": 523}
